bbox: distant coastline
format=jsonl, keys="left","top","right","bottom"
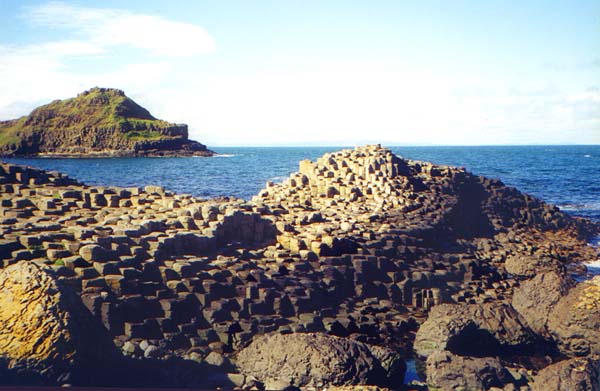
{"left": 0, "top": 88, "right": 214, "bottom": 158}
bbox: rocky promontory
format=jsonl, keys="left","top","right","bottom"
{"left": 0, "top": 87, "right": 214, "bottom": 157}
{"left": 0, "top": 145, "right": 598, "bottom": 389}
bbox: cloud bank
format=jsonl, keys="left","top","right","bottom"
{"left": 0, "top": 2, "right": 214, "bottom": 118}
{"left": 25, "top": 1, "right": 215, "bottom": 56}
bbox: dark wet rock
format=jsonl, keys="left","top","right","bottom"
{"left": 236, "top": 332, "right": 404, "bottom": 389}
{"left": 414, "top": 303, "right": 537, "bottom": 359}
{"left": 369, "top": 345, "right": 407, "bottom": 388}
{"left": 425, "top": 350, "right": 515, "bottom": 391}
{"left": 512, "top": 271, "right": 573, "bottom": 337}
{"left": 531, "top": 356, "right": 600, "bottom": 391}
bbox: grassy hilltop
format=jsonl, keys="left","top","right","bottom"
{"left": 0, "top": 88, "right": 213, "bottom": 157}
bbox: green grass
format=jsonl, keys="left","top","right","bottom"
{"left": 0, "top": 87, "right": 178, "bottom": 149}
{"left": 124, "top": 130, "right": 166, "bottom": 141}
{"left": 0, "top": 125, "right": 21, "bottom": 147}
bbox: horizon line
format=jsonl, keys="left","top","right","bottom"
{"left": 208, "top": 143, "right": 600, "bottom": 148}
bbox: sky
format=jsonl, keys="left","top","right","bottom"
{"left": 0, "top": 1, "right": 599, "bottom": 146}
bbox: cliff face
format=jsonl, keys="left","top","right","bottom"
{"left": 0, "top": 88, "right": 214, "bottom": 157}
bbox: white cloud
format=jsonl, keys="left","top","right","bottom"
{"left": 24, "top": 1, "right": 215, "bottom": 56}
{"left": 0, "top": 2, "right": 214, "bottom": 120}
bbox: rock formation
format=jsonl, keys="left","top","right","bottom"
{"left": 236, "top": 333, "right": 404, "bottom": 389}
{"left": 0, "top": 144, "right": 598, "bottom": 389}
{"left": 547, "top": 276, "right": 600, "bottom": 357}
{"left": 413, "top": 303, "right": 537, "bottom": 359}
{"left": 512, "top": 271, "right": 573, "bottom": 337}
{"left": 0, "top": 87, "right": 214, "bottom": 157}
{"left": 425, "top": 351, "right": 517, "bottom": 391}
{"left": 530, "top": 356, "right": 600, "bottom": 391}
{"left": 0, "top": 262, "right": 119, "bottom": 384}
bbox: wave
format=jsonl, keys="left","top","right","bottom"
{"left": 560, "top": 204, "right": 584, "bottom": 211}
{"left": 559, "top": 202, "right": 600, "bottom": 211}
{"left": 584, "top": 260, "right": 600, "bottom": 276}
{"left": 210, "top": 154, "right": 239, "bottom": 158}
{"left": 268, "top": 176, "right": 288, "bottom": 184}
{"left": 584, "top": 154, "right": 592, "bottom": 158}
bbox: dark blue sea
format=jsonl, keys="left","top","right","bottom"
{"left": 5, "top": 145, "right": 599, "bottom": 222}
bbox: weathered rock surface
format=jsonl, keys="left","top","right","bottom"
{"left": 531, "top": 356, "right": 600, "bottom": 391}
{"left": 0, "top": 87, "right": 214, "bottom": 157}
{"left": 504, "top": 254, "right": 562, "bottom": 277}
{"left": 414, "top": 303, "right": 537, "bottom": 358}
{"left": 425, "top": 350, "right": 515, "bottom": 391}
{"left": 512, "top": 271, "right": 573, "bottom": 337}
{"left": 0, "top": 262, "right": 119, "bottom": 384}
{"left": 236, "top": 333, "right": 404, "bottom": 389}
{"left": 547, "top": 276, "right": 600, "bottom": 357}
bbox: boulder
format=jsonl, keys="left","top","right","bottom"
{"left": 531, "top": 356, "right": 600, "bottom": 391}
{"left": 235, "top": 332, "right": 404, "bottom": 388}
{"left": 512, "top": 271, "right": 573, "bottom": 337}
{"left": 414, "top": 303, "right": 536, "bottom": 358}
{"left": 547, "top": 276, "right": 600, "bottom": 356}
{"left": 425, "top": 351, "right": 515, "bottom": 391}
{"left": 369, "top": 345, "right": 407, "bottom": 387}
{"left": 504, "top": 254, "right": 561, "bottom": 277}
{"left": 204, "top": 351, "right": 233, "bottom": 371}
{"left": 0, "top": 263, "right": 119, "bottom": 384}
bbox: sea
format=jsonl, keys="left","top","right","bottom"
{"left": 4, "top": 145, "right": 599, "bottom": 384}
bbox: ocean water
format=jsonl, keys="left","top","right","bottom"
{"left": 5, "top": 145, "right": 599, "bottom": 222}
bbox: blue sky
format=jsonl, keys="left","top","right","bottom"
{"left": 0, "top": 1, "right": 598, "bottom": 146}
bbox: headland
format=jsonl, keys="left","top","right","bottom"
{"left": 0, "top": 87, "right": 214, "bottom": 158}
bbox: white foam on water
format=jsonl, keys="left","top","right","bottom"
{"left": 560, "top": 204, "right": 582, "bottom": 211}
{"left": 585, "top": 260, "right": 600, "bottom": 275}
{"left": 268, "top": 176, "right": 288, "bottom": 184}
{"left": 196, "top": 154, "right": 238, "bottom": 158}
{"left": 584, "top": 235, "right": 600, "bottom": 278}
{"left": 560, "top": 202, "right": 600, "bottom": 212}
{"left": 584, "top": 154, "right": 592, "bottom": 158}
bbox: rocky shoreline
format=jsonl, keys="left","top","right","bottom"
{"left": 0, "top": 145, "right": 598, "bottom": 390}
{"left": 10, "top": 147, "right": 215, "bottom": 158}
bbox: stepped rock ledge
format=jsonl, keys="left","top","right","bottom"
{"left": 0, "top": 144, "right": 598, "bottom": 389}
